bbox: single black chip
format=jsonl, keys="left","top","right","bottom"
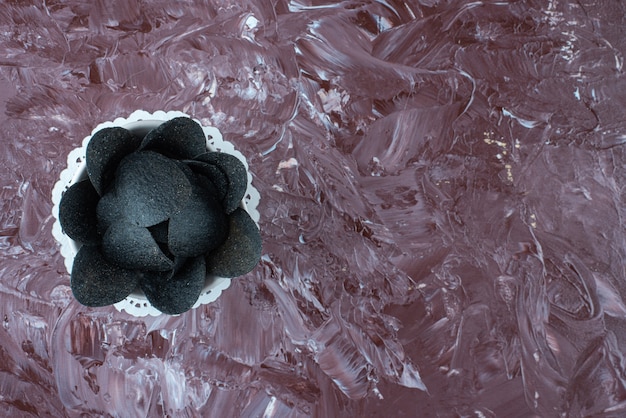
{"left": 71, "top": 245, "right": 140, "bottom": 307}
{"left": 59, "top": 179, "right": 101, "bottom": 245}
{"left": 115, "top": 151, "right": 192, "bottom": 227}
{"left": 140, "top": 117, "right": 207, "bottom": 159}
{"left": 206, "top": 208, "right": 261, "bottom": 277}
{"left": 139, "top": 256, "right": 206, "bottom": 315}
{"left": 86, "top": 127, "right": 141, "bottom": 195}
{"left": 96, "top": 190, "right": 121, "bottom": 235}
{"left": 168, "top": 182, "right": 228, "bottom": 257}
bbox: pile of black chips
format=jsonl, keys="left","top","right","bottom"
{"left": 59, "top": 117, "right": 262, "bottom": 315}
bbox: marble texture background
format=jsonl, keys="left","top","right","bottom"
{"left": 1, "top": 1, "right": 626, "bottom": 416}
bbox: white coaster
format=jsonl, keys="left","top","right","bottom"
{"left": 51, "top": 110, "right": 260, "bottom": 317}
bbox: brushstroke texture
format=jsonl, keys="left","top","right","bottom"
{"left": 1, "top": 0, "right": 626, "bottom": 416}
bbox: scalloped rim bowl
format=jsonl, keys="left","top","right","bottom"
{"left": 51, "top": 110, "right": 260, "bottom": 317}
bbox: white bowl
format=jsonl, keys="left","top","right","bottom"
{"left": 51, "top": 110, "right": 260, "bottom": 316}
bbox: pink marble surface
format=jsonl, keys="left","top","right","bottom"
{"left": 1, "top": 1, "right": 626, "bottom": 416}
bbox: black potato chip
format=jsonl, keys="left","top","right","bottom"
{"left": 103, "top": 221, "right": 174, "bottom": 271}
{"left": 71, "top": 245, "right": 139, "bottom": 306}
{"left": 184, "top": 160, "right": 229, "bottom": 201}
{"left": 168, "top": 181, "right": 228, "bottom": 257}
{"left": 206, "top": 208, "right": 261, "bottom": 277}
{"left": 140, "top": 117, "right": 206, "bottom": 159}
{"left": 86, "top": 127, "right": 141, "bottom": 195}
{"left": 139, "top": 256, "right": 206, "bottom": 315}
{"left": 59, "top": 179, "right": 101, "bottom": 245}
{"left": 115, "top": 151, "right": 192, "bottom": 227}
{"left": 95, "top": 190, "right": 122, "bottom": 235}
{"left": 194, "top": 152, "right": 247, "bottom": 214}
